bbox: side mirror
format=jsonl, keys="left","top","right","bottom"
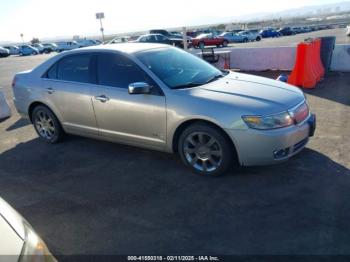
{"left": 128, "top": 82, "right": 151, "bottom": 94}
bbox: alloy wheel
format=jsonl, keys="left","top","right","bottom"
{"left": 34, "top": 110, "right": 56, "bottom": 140}
{"left": 183, "top": 132, "right": 222, "bottom": 173}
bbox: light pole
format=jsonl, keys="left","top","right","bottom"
{"left": 95, "top": 12, "right": 105, "bottom": 42}
{"left": 20, "top": 33, "right": 24, "bottom": 43}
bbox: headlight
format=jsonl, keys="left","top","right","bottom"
{"left": 242, "top": 111, "right": 294, "bottom": 130}
{"left": 19, "top": 223, "right": 56, "bottom": 262}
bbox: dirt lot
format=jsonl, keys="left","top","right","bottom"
{"left": 0, "top": 54, "right": 349, "bottom": 256}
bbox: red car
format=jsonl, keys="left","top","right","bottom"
{"left": 191, "top": 33, "right": 228, "bottom": 48}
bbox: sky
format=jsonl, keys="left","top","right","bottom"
{"left": 0, "top": 0, "right": 344, "bottom": 42}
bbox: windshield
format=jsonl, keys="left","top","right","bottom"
{"left": 136, "top": 47, "right": 224, "bottom": 89}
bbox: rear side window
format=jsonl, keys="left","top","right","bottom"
{"left": 56, "top": 54, "right": 92, "bottom": 83}
{"left": 46, "top": 63, "right": 58, "bottom": 79}
{"left": 97, "top": 53, "right": 150, "bottom": 89}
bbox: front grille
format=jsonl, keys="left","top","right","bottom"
{"left": 293, "top": 138, "right": 308, "bottom": 153}
{"left": 291, "top": 101, "right": 309, "bottom": 124}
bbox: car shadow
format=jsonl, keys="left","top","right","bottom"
{"left": 5, "top": 118, "right": 30, "bottom": 131}
{"left": 0, "top": 137, "right": 349, "bottom": 255}
{"left": 302, "top": 71, "right": 350, "bottom": 107}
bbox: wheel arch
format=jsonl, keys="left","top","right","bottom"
{"left": 171, "top": 118, "right": 239, "bottom": 164}
{"left": 28, "top": 101, "right": 62, "bottom": 125}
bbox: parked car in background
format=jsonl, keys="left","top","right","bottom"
{"left": 347, "top": 25, "right": 350, "bottom": 36}
{"left": 192, "top": 33, "right": 228, "bottom": 48}
{"left": 55, "top": 41, "right": 80, "bottom": 52}
{"left": 259, "top": 29, "right": 281, "bottom": 38}
{"left": 107, "top": 36, "right": 131, "bottom": 44}
{"left": 219, "top": 31, "right": 247, "bottom": 43}
{"left": 0, "top": 46, "right": 11, "bottom": 57}
{"left": 302, "top": 27, "right": 312, "bottom": 33}
{"left": 42, "top": 43, "right": 58, "bottom": 53}
{"left": 186, "top": 31, "right": 198, "bottom": 38}
{"left": 170, "top": 31, "right": 183, "bottom": 38}
{"left": 277, "top": 27, "right": 295, "bottom": 36}
{"left": 237, "top": 30, "right": 262, "bottom": 41}
{"left": 19, "top": 45, "right": 39, "bottom": 56}
{"left": 12, "top": 43, "right": 315, "bottom": 176}
{"left": 151, "top": 29, "right": 191, "bottom": 41}
{"left": 135, "top": 34, "right": 186, "bottom": 48}
{"left": 219, "top": 32, "right": 251, "bottom": 43}
{"left": 0, "top": 88, "right": 11, "bottom": 121}
{"left": 150, "top": 29, "right": 182, "bottom": 39}
{"left": 3, "top": 45, "right": 20, "bottom": 55}
{"left": 77, "top": 39, "right": 98, "bottom": 47}
{"left": 0, "top": 197, "right": 56, "bottom": 261}
{"left": 291, "top": 27, "right": 303, "bottom": 34}
{"left": 32, "top": 43, "right": 45, "bottom": 54}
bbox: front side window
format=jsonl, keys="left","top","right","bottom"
{"left": 56, "top": 54, "right": 92, "bottom": 83}
{"left": 97, "top": 53, "right": 150, "bottom": 89}
{"left": 136, "top": 47, "right": 223, "bottom": 89}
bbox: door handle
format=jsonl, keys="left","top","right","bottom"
{"left": 46, "top": 87, "right": 55, "bottom": 94}
{"left": 95, "top": 95, "right": 109, "bottom": 103}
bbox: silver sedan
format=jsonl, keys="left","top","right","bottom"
{"left": 13, "top": 43, "right": 315, "bottom": 176}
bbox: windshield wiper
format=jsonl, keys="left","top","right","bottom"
{"left": 205, "top": 74, "right": 225, "bottom": 84}
{"left": 172, "top": 73, "right": 228, "bottom": 89}
{"left": 171, "top": 82, "right": 203, "bottom": 89}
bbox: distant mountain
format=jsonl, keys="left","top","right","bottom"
{"left": 1, "top": 1, "right": 349, "bottom": 44}
{"left": 252, "top": 1, "right": 350, "bottom": 21}
{"left": 184, "top": 1, "right": 350, "bottom": 26}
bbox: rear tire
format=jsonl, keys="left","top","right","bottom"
{"left": 32, "top": 105, "right": 64, "bottom": 144}
{"left": 199, "top": 42, "right": 205, "bottom": 49}
{"left": 222, "top": 40, "right": 228, "bottom": 47}
{"left": 178, "top": 123, "right": 234, "bottom": 176}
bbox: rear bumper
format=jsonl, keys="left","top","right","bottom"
{"left": 225, "top": 114, "right": 316, "bottom": 166}
{"left": 13, "top": 97, "right": 29, "bottom": 120}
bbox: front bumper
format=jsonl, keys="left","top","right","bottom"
{"left": 225, "top": 114, "right": 316, "bottom": 166}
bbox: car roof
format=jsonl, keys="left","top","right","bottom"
{"left": 75, "top": 43, "right": 169, "bottom": 54}
{"left": 140, "top": 33, "right": 162, "bottom": 37}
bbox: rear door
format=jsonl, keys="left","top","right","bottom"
{"left": 42, "top": 53, "right": 98, "bottom": 135}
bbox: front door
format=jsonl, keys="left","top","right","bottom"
{"left": 91, "top": 53, "right": 167, "bottom": 149}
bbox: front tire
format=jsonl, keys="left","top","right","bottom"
{"left": 178, "top": 123, "right": 234, "bottom": 176}
{"left": 222, "top": 40, "right": 228, "bottom": 47}
{"left": 32, "top": 105, "right": 64, "bottom": 144}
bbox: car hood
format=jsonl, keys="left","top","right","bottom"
{"left": 192, "top": 71, "right": 305, "bottom": 115}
